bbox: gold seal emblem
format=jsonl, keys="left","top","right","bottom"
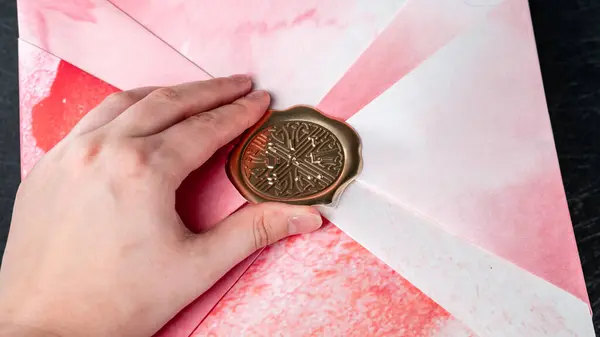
{"left": 227, "top": 105, "right": 361, "bottom": 206}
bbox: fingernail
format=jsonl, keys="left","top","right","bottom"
{"left": 246, "top": 90, "right": 269, "bottom": 100}
{"left": 288, "top": 213, "right": 323, "bottom": 235}
{"left": 229, "top": 74, "right": 251, "bottom": 83}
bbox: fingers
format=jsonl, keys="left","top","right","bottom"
{"left": 156, "top": 90, "right": 270, "bottom": 181}
{"left": 69, "top": 87, "right": 158, "bottom": 137}
{"left": 113, "top": 75, "right": 253, "bottom": 136}
{"left": 189, "top": 203, "right": 323, "bottom": 281}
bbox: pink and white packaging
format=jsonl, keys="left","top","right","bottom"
{"left": 16, "top": 0, "right": 595, "bottom": 336}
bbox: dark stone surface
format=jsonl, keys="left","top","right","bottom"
{"left": 0, "top": 0, "right": 599, "bottom": 333}
{"left": 529, "top": 0, "right": 600, "bottom": 333}
{"left": 0, "top": 0, "right": 19, "bottom": 262}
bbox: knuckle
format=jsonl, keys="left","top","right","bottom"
{"left": 91, "top": 139, "right": 152, "bottom": 179}
{"left": 150, "top": 87, "right": 181, "bottom": 104}
{"left": 224, "top": 101, "right": 252, "bottom": 128}
{"left": 228, "top": 101, "right": 249, "bottom": 115}
{"left": 252, "top": 210, "right": 276, "bottom": 250}
{"left": 212, "top": 77, "right": 230, "bottom": 88}
{"left": 62, "top": 135, "right": 160, "bottom": 183}
{"left": 67, "top": 137, "right": 104, "bottom": 167}
{"left": 119, "top": 145, "right": 151, "bottom": 177}
{"left": 104, "top": 91, "right": 137, "bottom": 106}
{"left": 187, "top": 112, "right": 222, "bottom": 140}
{"left": 213, "top": 76, "right": 241, "bottom": 89}
{"left": 189, "top": 110, "right": 218, "bottom": 125}
{"left": 220, "top": 75, "right": 251, "bottom": 88}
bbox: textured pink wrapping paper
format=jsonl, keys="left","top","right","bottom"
{"left": 18, "top": 42, "right": 470, "bottom": 336}
{"left": 16, "top": 0, "right": 595, "bottom": 336}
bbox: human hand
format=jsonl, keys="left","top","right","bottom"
{"left": 0, "top": 76, "right": 323, "bottom": 337}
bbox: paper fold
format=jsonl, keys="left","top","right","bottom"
{"left": 321, "top": 183, "right": 594, "bottom": 336}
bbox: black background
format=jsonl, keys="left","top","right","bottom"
{"left": 0, "top": 0, "right": 599, "bottom": 333}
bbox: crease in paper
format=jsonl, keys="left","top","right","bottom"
{"left": 108, "top": 0, "right": 407, "bottom": 109}
{"left": 17, "top": 0, "right": 210, "bottom": 90}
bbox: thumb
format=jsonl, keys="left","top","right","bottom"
{"left": 194, "top": 202, "right": 323, "bottom": 279}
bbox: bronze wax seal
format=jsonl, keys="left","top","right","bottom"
{"left": 227, "top": 105, "right": 362, "bottom": 206}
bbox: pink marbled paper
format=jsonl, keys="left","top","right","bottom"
{"left": 16, "top": 0, "right": 595, "bottom": 335}
{"left": 195, "top": 224, "right": 472, "bottom": 337}
{"left": 18, "top": 39, "right": 471, "bottom": 337}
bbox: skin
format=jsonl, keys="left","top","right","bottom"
{"left": 0, "top": 75, "right": 323, "bottom": 337}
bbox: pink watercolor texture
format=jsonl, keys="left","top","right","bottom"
{"left": 16, "top": 0, "right": 595, "bottom": 336}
